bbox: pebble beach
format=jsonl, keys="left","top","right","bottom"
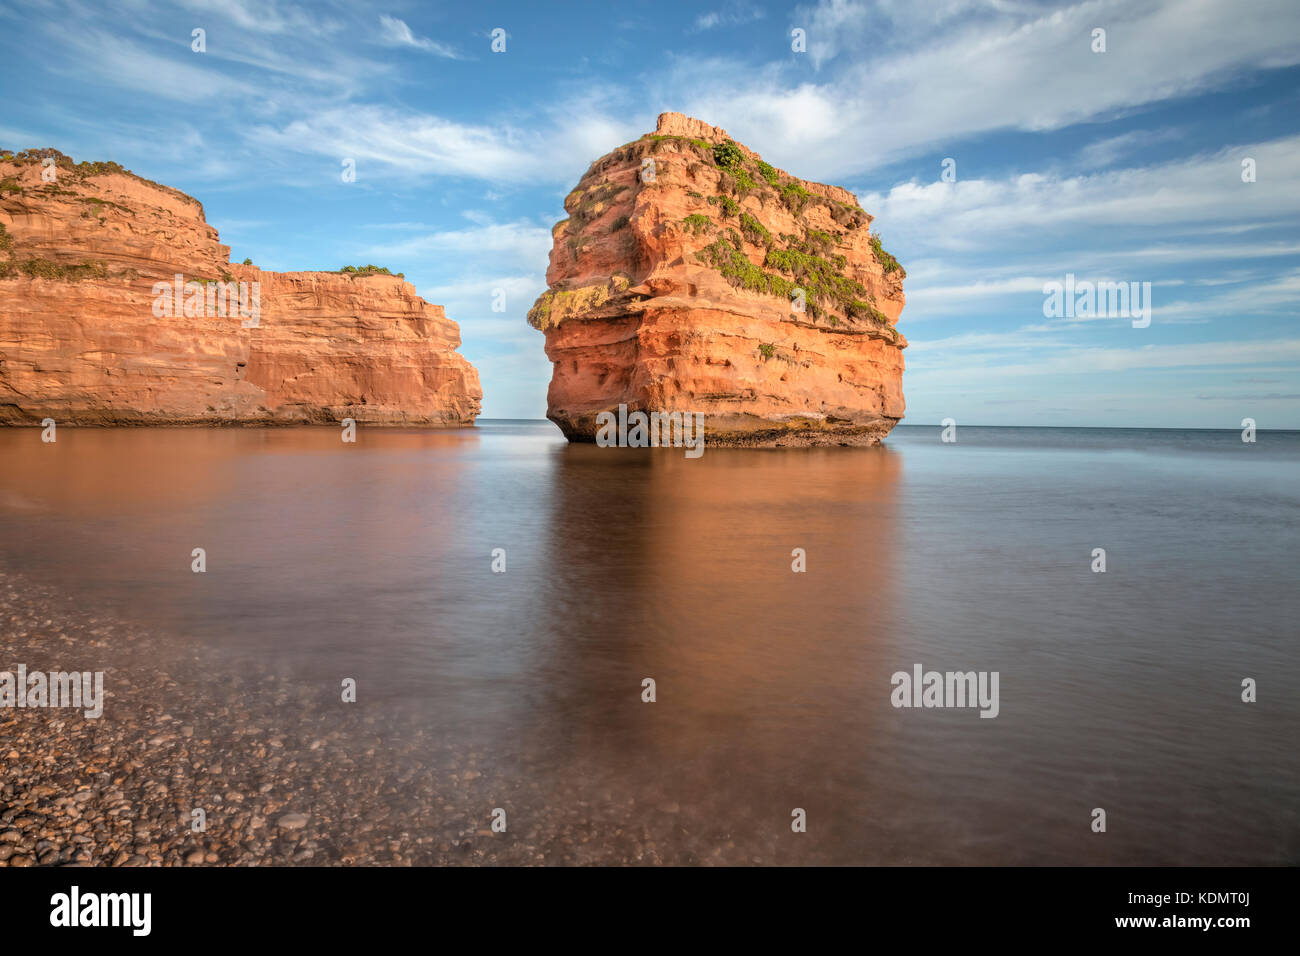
{"left": 0, "top": 568, "right": 782, "bottom": 867}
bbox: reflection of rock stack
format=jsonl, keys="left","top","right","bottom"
{"left": 529, "top": 112, "right": 907, "bottom": 446}
{"left": 513, "top": 443, "right": 904, "bottom": 863}
{"left": 0, "top": 150, "right": 481, "bottom": 426}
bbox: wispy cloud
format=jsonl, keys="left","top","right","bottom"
{"left": 692, "top": 4, "right": 767, "bottom": 32}
{"left": 679, "top": 0, "right": 1300, "bottom": 178}
{"left": 859, "top": 136, "right": 1300, "bottom": 253}
{"left": 1079, "top": 128, "right": 1185, "bottom": 169}
{"left": 247, "top": 102, "right": 641, "bottom": 185}
{"left": 366, "top": 217, "right": 552, "bottom": 265}
{"left": 248, "top": 107, "right": 543, "bottom": 181}
{"left": 55, "top": 27, "right": 256, "bottom": 101}
{"left": 175, "top": 0, "right": 347, "bottom": 37}
{"left": 377, "top": 14, "right": 462, "bottom": 59}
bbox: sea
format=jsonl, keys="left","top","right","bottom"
{"left": 1, "top": 421, "right": 1296, "bottom": 864}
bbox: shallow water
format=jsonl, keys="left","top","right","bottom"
{"left": 1, "top": 421, "right": 1297, "bottom": 864}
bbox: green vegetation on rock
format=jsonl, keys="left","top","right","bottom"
{"left": 707, "top": 194, "right": 740, "bottom": 217}
{"left": 869, "top": 234, "right": 905, "bottom": 277}
{"left": 570, "top": 180, "right": 628, "bottom": 226}
{"left": 2, "top": 148, "right": 201, "bottom": 207}
{"left": 78, "top": 196, "right": 132, "bottom": 215}
{"left": 697, "top": 237, "right": 796, "bottom": 300}
{"left": 528, "top": 274, "right": 631, "bottom": 331}
{"left": 647, "top": 134, "right": 712, "bottom": 151}
{"left": 0, "top": 257, "right": 109, "bottom": 280}
{"left": 681, "top": 213, "right": 712, "bottom": 235}
{"left": 764, "top": 246, "right": 877, "bottom": 319}
{"left": 779, "top": 180, "right": 814, "bottom": 214}
{"left": 338, "top": 264, "right": 403, "bottom": 278}
{"left": 739, "top": 213, "right": 770, "bottom": 246}
{"left": 694, "top": 231, "right": 896, "bottom": 339}
{"left": 713, "top": 140, "right": 745, "bottom": 170}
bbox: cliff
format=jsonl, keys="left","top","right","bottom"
{"left": 0, "top": 149, "right": 481, "bottom": 425}
{"left": 528, "top": 112, "right": 905, "bottom": 446}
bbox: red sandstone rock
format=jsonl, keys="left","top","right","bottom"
{"left": 0, "top": 151, "right": 481, "bottom": 425}
{"left": 528, "top": 112, "right": 906, "bottom": 446}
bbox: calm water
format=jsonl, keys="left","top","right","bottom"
{"left": 2, "top": 422, "right": 1298, "bottom": 864}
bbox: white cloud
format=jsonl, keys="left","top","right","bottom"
{"left": 906, "top": 333, "right": 1300, "bottom": 377}
{"left": 247, "top": 101, "right": 643, "bottom": 185}
{"left": 1078, "top": 128, "right": 1184, "bottom": 169}
{"left": 677, "top": 0, "right": 1300, "bottom": 179}
{"left": 175, "top": 0, "right": 346, "bottom": 37}
{"left": 366, "top": 218, "right": 553, "bottom": 266}
{"left": 858, "top": 135, "right": 1300, "bottom": 254}
{"left": 248, "top": 107, "right": 541, "bottom": 181}
{"left": 377, "top": 14, "right": 462, "bottom": 59}
{"left": 55, "top": 28, "right": 256, "bottom": 101}
{"left": 693, "top": 5, "right": 767, "bottom": 32}
{"left": 1152, "top": 269, "right": 1300, "bottom": 322}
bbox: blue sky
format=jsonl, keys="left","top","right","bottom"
{"left": 3, "top": 0, "right": 1298, "bottom": 426}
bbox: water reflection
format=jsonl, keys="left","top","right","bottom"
{"left": 0, "top": 424, "right": 1295, "bottom": 864}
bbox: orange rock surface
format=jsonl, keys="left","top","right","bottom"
{"left": 0, "top": 151, "right": 481, "bottom": 425}
{"left": 528, "top": 113, "right": 906, "bottom": 446}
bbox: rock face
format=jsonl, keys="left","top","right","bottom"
{"left": 528, "top": 112, "right": 905, "bottom": 446}
{"left": 0, "top": 150, "right": 481, "bottom": 425}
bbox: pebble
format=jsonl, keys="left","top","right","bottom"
{"left": 0, "top": 568, "right": 741, "bottom": 867}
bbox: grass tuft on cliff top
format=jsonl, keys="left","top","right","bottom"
{"left": 1, "top": 147, "right": 203, "bottom": 209}
{"left": 337, "top": 264, "right": 404, "bottom": 278}
{"left": 647, "top": 134, "right": 712, "bottom": 151}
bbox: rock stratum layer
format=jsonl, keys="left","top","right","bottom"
{"left": 529, "top": 112, "right": 905, "bottom": 446}
{"left": 0, "top": 150, "right": 481, "bottom": 425}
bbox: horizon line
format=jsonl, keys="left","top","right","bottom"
{"left": 476, "top": 419, "right": 1299, "bottom": 432}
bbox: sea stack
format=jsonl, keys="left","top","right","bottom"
{"left": 528, "top": 112, "right": 906, "bottom": 446}
{"left": 0, "top": 149, "right": 481, "bottom": 425}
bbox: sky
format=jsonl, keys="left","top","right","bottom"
{"left": 2, "top": 0, "right": 1299, "bottom": 427}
